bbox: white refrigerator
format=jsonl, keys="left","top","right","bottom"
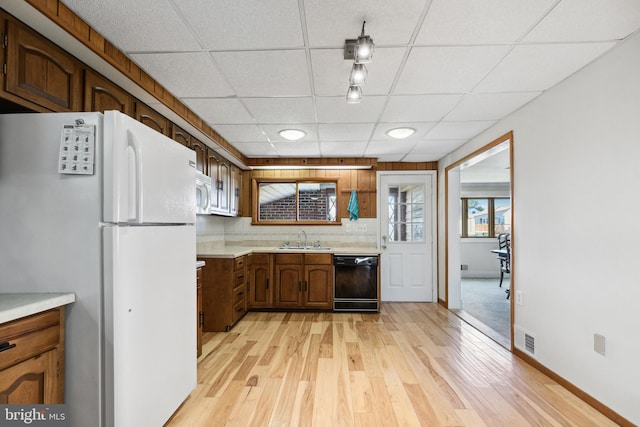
{"left": 0, "top": 111, "right": 197, "bottom": 427}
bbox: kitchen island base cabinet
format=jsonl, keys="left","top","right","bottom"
{"left": 274, "top": 253, "right": 333, "bottom": 310}
{"left": 0, "top": 307, "right": 65, "bottom": 404}
{"left": 199, "top": 256, "right": 247, "bottom": 332}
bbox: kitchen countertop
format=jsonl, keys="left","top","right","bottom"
{"left": 197, "top": 246, "right": 381, "bottom": 258}
{"left": 0, "top": 293, "right": 76, "bottom": 324}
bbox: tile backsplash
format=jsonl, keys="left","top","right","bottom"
{"left": 197, "top": 216, "right": 378, "bottom": 249}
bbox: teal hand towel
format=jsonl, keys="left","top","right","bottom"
{"left": 347, "top": 190, "right": 359, "bottom": 221}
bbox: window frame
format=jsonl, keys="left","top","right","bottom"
{"left": 460, "top": 197, "right": 510, "bottom": 238}
{"left": 251, "top": 177, "right": 340, "bottom": 225}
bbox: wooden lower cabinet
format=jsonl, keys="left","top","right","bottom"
{"left": 248, "top": 253, "right": 273, "bottom": 308}
{"left": 199, "top": 255, "right": 248, "bottom": 331}
{"left": 196, "top": 267, "right": 203, "bottom": 358}
{"left": 274, "top": 253, "right": 333, "bottom": 310}
{"left": 0, "top": 308, "right": 65, "bottom": 404}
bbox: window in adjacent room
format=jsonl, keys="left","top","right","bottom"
{"left": 460, "top": 197, "right": 511, "bottom": 237}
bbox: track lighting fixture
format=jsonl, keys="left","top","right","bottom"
{"left": 344, "top": 21, "right": 374, "bottom": 103}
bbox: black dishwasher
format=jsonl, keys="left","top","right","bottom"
{"left": 333, "top": 255, "right": 379, "bottom": 312}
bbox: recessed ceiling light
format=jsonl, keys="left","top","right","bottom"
{"left": 386, "top": 127, "right": 416, "bottom": 139}
{"left": 278, "top": 129, "right": 306, "bottom": 141}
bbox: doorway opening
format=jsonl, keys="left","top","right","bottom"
{"left": 445, "top": 132, "right": 514, "bottom": 349}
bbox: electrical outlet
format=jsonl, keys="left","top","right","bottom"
{"left": 345, "top": 223, "right": 352, "bottom": 233}
{"left": 356, "top": 223, "right": 367, "bottom": 233}
{"left": 515, "top": 290, "right": 523, "bottom": 305}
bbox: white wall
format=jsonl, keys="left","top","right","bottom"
{"left": 460, "top": 239, "right": 502, "bottom": 279}
{"left": 438, "top": 32, "right": 640, "bottom": 423}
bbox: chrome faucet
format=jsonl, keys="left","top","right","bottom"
{"left": 297, "top": 230, "right": 308, "bottom": 248}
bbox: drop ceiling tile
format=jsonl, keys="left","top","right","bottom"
{"left": 130, "top": 52, "right": 234, "bottom": 98}
{"left": 474, "top": 42, "right": 616, "bottom": 92}
{"left": 318, "top": 124, "right": 374, "bottom": 142}
{"left": 304, "top": 0, "right": 428, "bottom": 46}
{"left": 372, "top": 122, "right": 437, "bottom": 141}
{"left": 183, "top": 98, "right": 255, "bottom": 125}
{"left": 311, "top": 48, "right": 406, "bottom": 96}
{"left": 394, "top": 46, "right": 511, "bottom": 94}
{"left": 233, "top": 142, "right": 279, "bottom": 157}
{"left": 523, "top": 0, "right": 640, "bottom": 42}
{"left": 175, "top": 0, "right": 304, "bottom": 49}
{"left": 320, "top": 141, "right": 368, "bottom": 157}
{"left": 381, "top": 94, "right": 463, "bottom": 122}
{"left": 243, "top": 98, "right": 315, "bottom": 123}
{"left": 445, "top": 92, "right": 541, "bottom": 121}
{"left": 316, "top": 96, "right": 387, "bottom": 123}
{"left": 410, "top": 139, "right": 468, "bottom": 154}
{"left": 403, "top": 153, "right": 447, "bottom": 162}
{"left": 261, "top": 124, "right": 319, "bottom": 142}
{"left": 365, "top": 140, "right": 417, "bottom": 157}
{"left": 213, "top": 50, "right": 311, "bottom": 97}
{"left": 424, "top": 121, "right": 496, "bottom": 140}
{"left": 213, "top": 124, "right": 268, "bottom": 143}
{"left": 62, "top": 0, "right": 201, "bottom": 51}
{"left": 416, "top": 0, "right": 557, "bottom": 45}
{"left": 272, "top": 141, "right": 321, "bottom": 157}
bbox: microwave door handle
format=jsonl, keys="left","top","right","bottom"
{"left": 127, "top": 130, "right": 143, "bottom": 223}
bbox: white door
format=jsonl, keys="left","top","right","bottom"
{"left": 103, "top": 111, "right": 196, "bottom": 224}
{"left": 378, "top": 172, "right": 436, "bottom": 302}
{"left": 103, "top": 225, "right": 196, "bottom": 427}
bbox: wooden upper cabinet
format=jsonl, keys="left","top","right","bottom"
{"left": 134, "top": 102, "right": 170, "bottom": 136}
{"left": 172, "top": 125, "right": 192, "bottom": 148}
{"left": 83, "top": 69, "right": 132, "bottom": 115}
{"left": 191, "top": 139, "right": 208, "bottom": 175}
{"left": 4, "top": 20, "right": 82, "bottom": 112}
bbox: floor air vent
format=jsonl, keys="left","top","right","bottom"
{"left": 514, "top": 325, "right": 537, "bottom": 358}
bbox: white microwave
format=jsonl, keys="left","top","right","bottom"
{"left": 195, "top": 171, "right": 212, "bottom": 215}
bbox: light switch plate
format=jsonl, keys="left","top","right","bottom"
{"left": 594, "top": 333, "right": 606, "bottom": 355}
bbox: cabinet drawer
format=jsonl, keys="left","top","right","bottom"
{"left": 0, "top": 310, "right": 60, "bottom": 370}
{"left": 251, "top": 253, "right": 270, "bottom": 264}
{"left": 232, "top": 300, "right": 246, "bottom": 324}
{"left": 232, "top": 284, "right": 246, "bottom": 305}
{"left": 275, "top": 253, "right": 303, "bottom": 265}
{"left": 304, "top": 253, "right": 333, "bottom": 265}
{"left": 234, "top": 256, "right": 246, "bottom": 271}
{"left": 233, "top": 270, "right": 246, "bottom": 287}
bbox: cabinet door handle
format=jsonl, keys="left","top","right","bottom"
{"left": 237, "top": 291, "right": 244, "bottom": 296}
{"left": 298, "top": 281, "right": 302, "bottom": 292}
{"left": 0, "top": 341, "right": 16, "bottom": 353}
{"left": 199, "top": 312, "right": 204, "bottom": 327}
{"left": 266, "top": 278, "right": 269, "bottom": 289}
{"left": 304, "top": 281, "right": 308, "bottom": 292}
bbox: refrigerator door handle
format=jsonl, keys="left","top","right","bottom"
{"left": 127, "top": 129, "right": 143, "bottom": 223}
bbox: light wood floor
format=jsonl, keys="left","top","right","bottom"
{"left": 167, "top": 303, "right": 617, "bottom": 427}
